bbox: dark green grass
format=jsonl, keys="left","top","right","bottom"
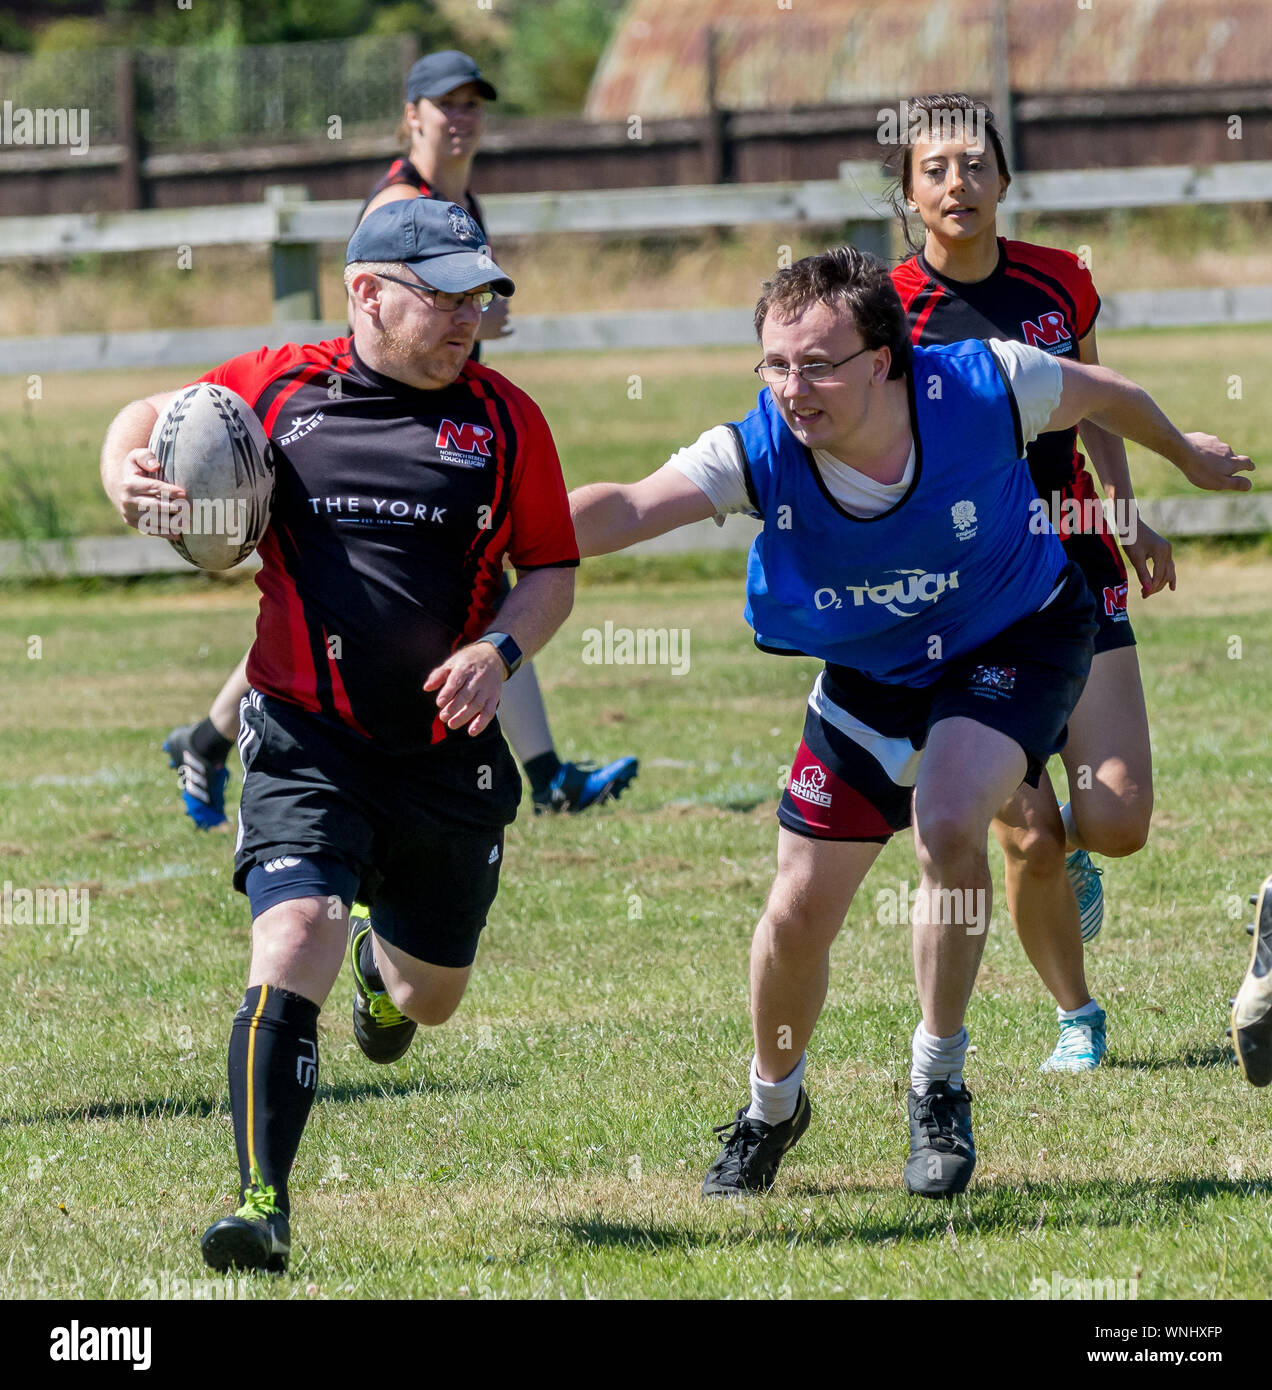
{"left": 0, "top": 553, "right": 1269, "bottom": 1299}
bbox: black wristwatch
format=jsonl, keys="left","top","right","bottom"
{"left": 479, "top": 631, "right": 523, "bottom": 679}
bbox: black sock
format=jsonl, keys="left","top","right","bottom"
{"left": 357, "top": 930, "right": 384, "bottom": 991}
{"left": 523, "top": 750, "right": 561, "bottom": 797}
{"left": 190, "top": 716, "right": 232, "bottom": 764}
{"left": 227, "top": 984, "right": 321, "bottom": 1217}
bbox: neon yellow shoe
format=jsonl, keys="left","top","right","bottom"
{"left": 349, "top": 903, "right": 417, "bottom": 1064}
{"left": 201, "top": 1179, "right": 290, "bottom": 1273}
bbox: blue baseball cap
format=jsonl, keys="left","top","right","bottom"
{"left": 346, "top": 199, "right": 515, "bottom": 296}
{"left": 406, "top": 50, "right": 497, "bottom": 103}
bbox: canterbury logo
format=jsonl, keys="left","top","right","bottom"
{"left": 436, "top": 420, "right": 493, "bottom": 455}
{"left": 263, "top": 856, "right": 302, "bottom": 873}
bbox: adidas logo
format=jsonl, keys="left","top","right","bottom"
{"left": 488, "top": 844, "right": 500, "bottom": 865}
{"left": 263, "top": 856, "right": 302, "bottom": 873}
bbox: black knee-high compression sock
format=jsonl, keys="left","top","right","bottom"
{"left": 190, "top": 717, "right": 233, "bottom": 764}
{"left": 227, "top": 984, "right": 321, "bottom": 1216}
{"left": 523, "top": 750, "right": 561, "bottom": 798}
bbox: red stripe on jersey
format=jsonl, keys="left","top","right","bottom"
{"left": 459, "top": 367, "right": 515, "bottom": 622}
{"left": 322, "top": 624, "right": 371, "bottom": 739}
{"left": 909, "top": 283, "right": 946, "bottom": 343}
{"left": 1003, "top": 265, "right": 1074, "bottom": 323}
{"left": 1060, "top": 463, "right": 1122, "bottom": 563}
{"left": 1002, "top": 240, "right": 1098, "bottom": 334}
{"left": 260, "top": 362, "right": 329, "bottom": 438}
{"left": 198, "top": 338, "right": 352, "bottom": 424}
{"left": 890, "top": 258, "right": 930, "bottom": 313}
{"left": 248, "top": 524, "right": 320, "bottom": 714}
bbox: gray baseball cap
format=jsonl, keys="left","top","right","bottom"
{"left": 406, "top": 50, "right": 497, "bottom": 103}
{"left": 346, "top": 198, "right": 515, "bottom": 297}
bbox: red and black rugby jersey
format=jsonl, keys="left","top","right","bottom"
{"left": 359, "top": 158, "right": 488, "bottom": 237}
{"left": 892, "top": 239, "right": 1101, "bottom": 504}
{"left": 197, "top": 337, "right": 578, "bottom": 753}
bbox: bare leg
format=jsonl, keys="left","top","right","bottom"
{"left": 248, "top": 895, "right": 348, "bottom": 1002}
{"left": 372, "top": 930, "right": 473, "bottom": 1027}
{"left": 992, "top": 771, "right": 1091, "bottom": 1011}
{"left": 1060, "top": 646, "right": 1152, "bottom": 857}
{"left": 751, "top": 829, "right": 883, "bottom": 1080}
{"left": 911, "top": 717, "right": 1029, "bottom": 1037}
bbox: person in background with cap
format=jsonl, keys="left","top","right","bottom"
{"left": 161, "top": 48, "right": 638, "bottom": 831}
{"left": 100, "top": 198, "right": 580, "bottom": 1274}
{"left": 364, "top": 49, "right": 510, "bottom": 347}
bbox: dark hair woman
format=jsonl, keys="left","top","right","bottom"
{"left": 889, "top": 92, "right": 1166, "bottom": 1074}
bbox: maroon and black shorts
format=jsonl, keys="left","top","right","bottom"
{"left": 777, "top": 561, "right": 1098, "bottom": 843}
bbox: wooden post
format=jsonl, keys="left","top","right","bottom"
{"left": 702, "top": 25, "right": 726, "bottom": 184}
{"left": 266, "top": 184, "right": 320, "bottom": 322}
{"left": 845, "top": 220, "right": 890, "bottom": 262}
{"left": 115, "top": 50, "right": 142, "bottom": 211}
{"left": 991, "top": 0, "right": 1016, "bottom": 237}
{"left": 399, "top": 32, "right": 421, "bottom": 86}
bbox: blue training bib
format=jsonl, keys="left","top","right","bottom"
{"left": 736, "top": 340, "right": 1064, "bottom": 686}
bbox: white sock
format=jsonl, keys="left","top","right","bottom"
{"left": 1058, "top": 997, "right": 1101, "bottom": 1021}
{"left": 1060, "top": 801, "right": 1079, "bottom": 853}
{"left": 910, "top": 1023, "right": 969, "bottom": 1093}
{"left": 746, "top": 1052, "right": 806, "bottom": 1126}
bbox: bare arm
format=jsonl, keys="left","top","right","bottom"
{"left": 423, "top": 566, "right": 574, "bottom": 736}
{"left": 360, "top": 183, "right": 419, "bottom": 221}
{"left": 570, "top": 463, "right": 721, "bottom": 557}
{"left": 1046, "top": 358, "right": 1253, "bottom": 493}
{"left": 1074, "top": 331, "right": 1176, "bottom": 597}
{"left": 99, "top": 391, "right": 184, "bottom": 530}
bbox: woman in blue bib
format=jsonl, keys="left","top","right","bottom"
{"left": 570, "top": 246, "right": 1252, "bottom": 1201}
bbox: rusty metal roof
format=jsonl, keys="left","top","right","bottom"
{"left": 585, "top": 0, "right": 1272, "bottom": 119}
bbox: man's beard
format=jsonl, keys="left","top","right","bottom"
{"left": 378, "top": 321, "right": 469, "bottom": 384}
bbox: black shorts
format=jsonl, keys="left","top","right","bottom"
{"left": 1063, "top": 531, "right": 1135, "bottom": 655}
{"left": 778, "top": 561, "right": 1098, "bottom": 842}
{"left": 233, "top": 691, "right": 522, "bottom": 967}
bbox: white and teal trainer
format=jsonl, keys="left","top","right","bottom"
{"left": 1066, "top": 849, "right": 1105, "bottom": 943}
{"left": 1040, "top": 1006, "right": 1108, "bottom": 1072}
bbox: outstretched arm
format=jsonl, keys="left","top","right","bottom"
{"left": 1075, "top": 330, "right": 1175, "bottom": 596}
{"left": 570, "top": 463, "right": 720, "bottom": 557}
{"left": 1047, "top": 358, "right": 1253, "bottom": 493}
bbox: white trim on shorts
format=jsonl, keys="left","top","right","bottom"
{"left": 808, "top": 670, "right": 924, "bottom": 788}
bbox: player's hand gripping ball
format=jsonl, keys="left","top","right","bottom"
{"left": 147, "top": 383, "right": 276, "bottom": 570}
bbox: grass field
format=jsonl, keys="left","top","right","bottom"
{"left": 1, "top": 547, "right": 1270, "bottom": 1300}
{"left": 2, "top": 323, "right": 1269, "bottom": 544}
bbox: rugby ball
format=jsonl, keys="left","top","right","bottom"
{"left": 147, "top": 382, "right": 275, "bottom": 571}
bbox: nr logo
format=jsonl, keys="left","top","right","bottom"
{"left": 1103, "top": 583, "right": 1129, "bottom": 619}
{"left": 1020, "top": 311, "right": 1071, "bottom": 349}
{"left": 436, "top": 419, "right": 494, "bottom": 456}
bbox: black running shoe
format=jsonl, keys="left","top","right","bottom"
{"left": 701, "top": 1088, "right": 811, "bottom": 1198}
{"left": 201, "top": 1187, "right": 290, "bottom": 1274}
{"left": 904, "top": 1081, "right": 976, "bottom": 1199}
{"left": 349, "top": 905, "right": 417, "bottom": 1064}
{"left": 1232, "top": 873, "right": 1272, "bottom": 1087}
